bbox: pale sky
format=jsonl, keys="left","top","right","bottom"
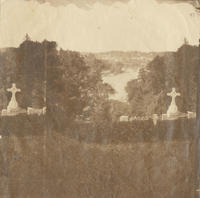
{"left": 0, "top": 0, "right": 200, "bottom": 52}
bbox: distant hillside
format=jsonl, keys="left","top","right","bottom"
{"left": 92, "top": 51, "right": 166, "bottom": 73}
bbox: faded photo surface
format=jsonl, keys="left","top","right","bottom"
{"left": 0, "top": 0, "right": 200, "bottom": 198}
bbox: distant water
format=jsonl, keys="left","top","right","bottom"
{"left": 103, "top": 68, "right": 139, "bottom": 102}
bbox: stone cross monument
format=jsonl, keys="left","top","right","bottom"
{"left": 167, "top": 88, "right": 180, "bottom": 117}
{"left": 7, "top": 83, "right": 21, "bottom": 112}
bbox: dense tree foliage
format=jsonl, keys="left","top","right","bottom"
{"left": 0, "top": 47, "right": 18, "bottom": 109}
{"left": 126, "top": 44, "right": 199, "bottom": 116}
{"left": 0, "top": 39, "right": 115, "bottom": 129}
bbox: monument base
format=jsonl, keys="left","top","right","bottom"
{"left": 27, "top": 107, "right": 46, "bottom": 116}
{"left": 162, "top": 111, "right": 186, "bottom": 120}
{"left": 1, "top": 108, "right": 27, "bottom": 116}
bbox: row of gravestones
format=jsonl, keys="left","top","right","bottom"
{"left": 119, "top": 88, "right": 196, "bottom": 125}
{"left": 119, "top": 111, "right": 196, "bottom": 125}
{"left": 1, "top": 84, "right": 196, "bottom": 123}
{"left": 0, "top": 83, "right": 46, "bottom": 117}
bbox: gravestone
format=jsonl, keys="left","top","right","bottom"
{"left": 167, "top": 88, "right": 180, "bottom": 118}
{"left": 162, "top": 114, "right": 168, "bottom": 120}
{"left": 119, "top": 115, "right": 129, "bottom": 122}
{"left": 7, "top": 83, "right": 21, "bottom": 112}
{"left": 27, "top": 107, "right": 46, "bottom": 116}
{"left": 129, "top": 116, "right": 133, "bottom": 122}
{"left": 152, "top": 114, "right": 159, "bottom": 126}
{"left": 1, "top": 83, "right": 26, "bottom": 116}
{"left": 187, "top": 111, "right": 196, "bottom": 119}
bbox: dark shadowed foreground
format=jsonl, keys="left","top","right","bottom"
{"left": 0, "top": 116, "right": 198, "bottom": 198}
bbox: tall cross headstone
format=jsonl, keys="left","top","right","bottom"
{"left": 167, "top": 88, "right": 180, "bottom": 117}
{"left": 7, "top": 83, "right": 21, "bottom": 112}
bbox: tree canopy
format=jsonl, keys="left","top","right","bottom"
{"left": 126, "top": 44, "right": 199, "bottom": 116}
{"left": 0, "top": 39, "right": 115, "bottom": 129}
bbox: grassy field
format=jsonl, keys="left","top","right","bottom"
{"left": 0, "top": 115, "right": 198, "bottom": 198}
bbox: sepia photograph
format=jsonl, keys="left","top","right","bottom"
{"left": 0, "top": 0, "right": 200, "bottom": 197}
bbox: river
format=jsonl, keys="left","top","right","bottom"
{"left": 103, "top": 68, "right": 139, "bottom": 102}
